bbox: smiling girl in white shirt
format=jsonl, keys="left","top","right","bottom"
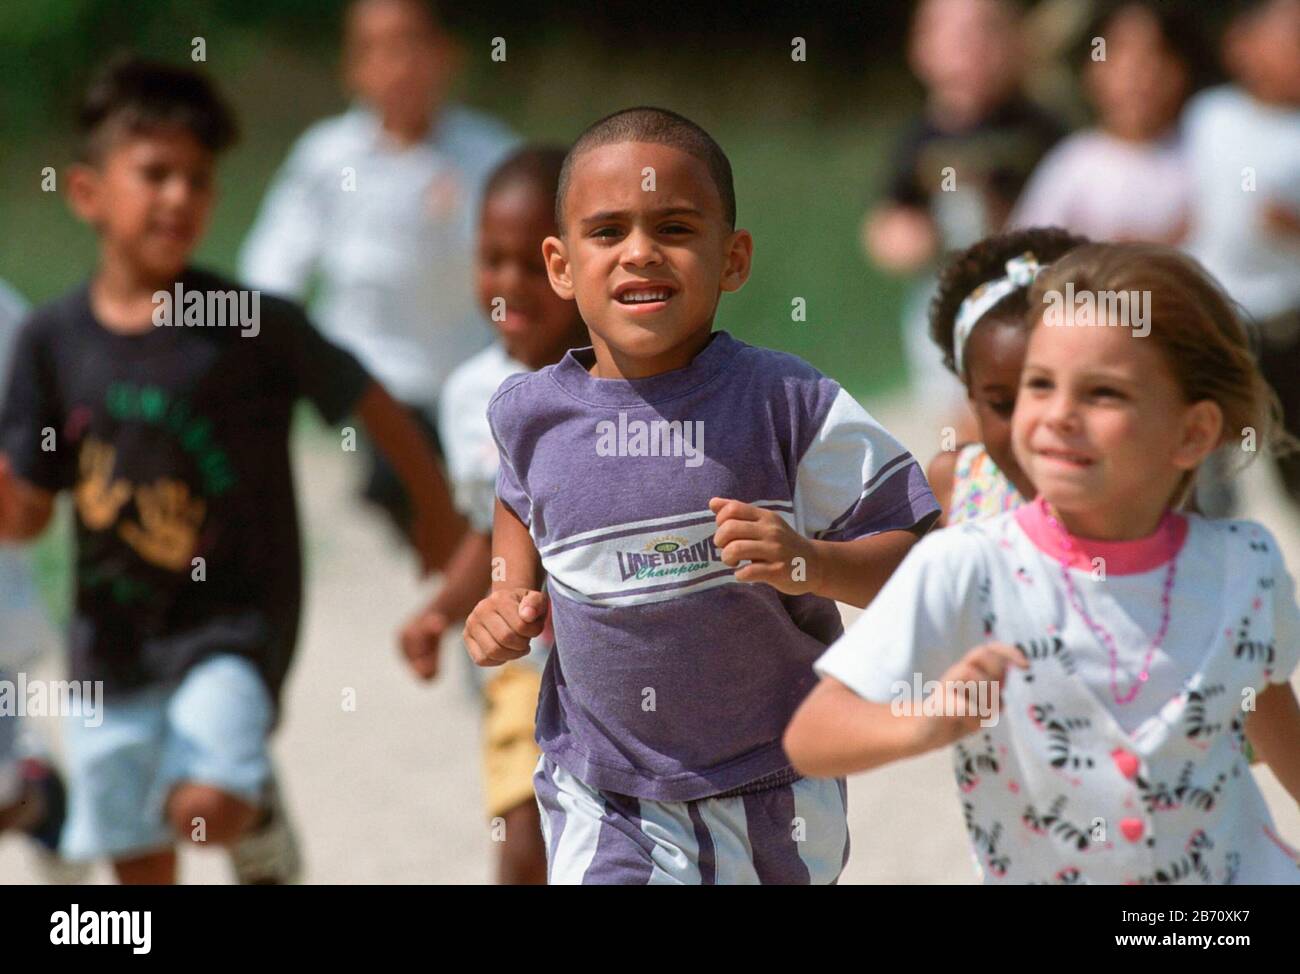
{"left": 787, "top": 243, "right": 1300, "bottom": 883}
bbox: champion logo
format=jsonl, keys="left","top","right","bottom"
{"left": 615, "top": 534, "right": 723, "bottom": 583}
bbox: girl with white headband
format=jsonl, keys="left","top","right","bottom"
{"left": 926, "top": 228, "right": 1087, "bottom": 526}
{"left": 789, "top": 243, "right": 1300, "bottom": 883}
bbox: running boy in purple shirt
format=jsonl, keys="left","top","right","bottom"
{"left": 462, "top": 107, "right": 939, "bottom": 884}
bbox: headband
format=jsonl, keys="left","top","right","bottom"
{"left": 952, "top": 252, "right": 1042, "bottom": 377}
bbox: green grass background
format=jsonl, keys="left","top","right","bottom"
{"left": 0, "top": 31, "right": 921, "bottom": 622}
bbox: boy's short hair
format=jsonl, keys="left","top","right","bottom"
{"left": 78, "top": 55, "right": 238, "bottom": 163}
{"left": 556, "top": 107, "right": 736, "bottom": 231}
{"left": 484, "top": 144, "right": 567, "bottom": 209}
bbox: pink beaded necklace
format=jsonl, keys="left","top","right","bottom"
{"left": 1045, "top": 506, "right": 1178, "bottom": 706}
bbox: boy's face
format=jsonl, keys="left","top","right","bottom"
{"left": 477, "top": 182, "right": 584, "bottom": 370}
{"left": 543, "top": 141, "right": 751, "bottom": 373}
{"left": 1227, "top": 0, "right": 1300, "bottom": 105}
{"left": 345, "top": 0, "right": 451, "bottom": 130}
{"left": 69, "top": 128, "right": 215, "bottom": 282}
{"left": 910, "top": 0, "right": 1021, "bottom": 123}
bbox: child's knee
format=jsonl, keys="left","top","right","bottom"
{"left": 167, "top": 783, "right": 258, "bottom": 844}
{"left": 114, "top": 849, "right": 177, "bottom": 885}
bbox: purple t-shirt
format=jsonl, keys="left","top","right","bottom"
{"left": 490, "top": 331, "right": 938, "bottom": 800}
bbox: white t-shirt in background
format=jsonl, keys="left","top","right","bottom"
{"left": 240, "top": 105, "right": 519, "bottom": 407}
{"left": 439, "top": 342, "right": 528, "bottom": 535}
{"left": 1010, "top": 128, "right": 1191, "bottom": 243}
{"left": 1183, "top": 85, "right": 1300, "bottom": 320}
{"left": 439, "top": 341, "right": 549, "bottom": 674}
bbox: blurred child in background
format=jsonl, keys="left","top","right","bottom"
{"left": 1183, "top": 0, "right": 1300, "bottom": 511}
{"left": 789, "top": 243, "right": 1300, "bottom": 884}
{"left": 925, "top": 227, "right": 1087, "bottom": 526}
{"left": 1011, "top": 1, "right": 1213, "bottom": 243}
{"left": 240, "top": 0, "right": 517, "bottom": 535}
{"left": 399, "top": 145, "right": 586, "bottom": 885}
{"left": 863, "top": 0, "right": 1066, "bottom": 440}
{"left": 0, "top": 57, "right": 461, "bottom": 884}
{"left": 0, "top": 277, "right": 77, "bottom": 878}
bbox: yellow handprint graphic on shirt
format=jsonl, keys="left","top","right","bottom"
{"left": 74, "top": 439, "right": 131, "bottom": 531}
{"left": 118, "top": 478, "right": 207, "bottom": 572}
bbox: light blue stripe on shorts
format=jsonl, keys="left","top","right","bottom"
{"left": 535, "top": 756, "right": 849, "bottom": 885}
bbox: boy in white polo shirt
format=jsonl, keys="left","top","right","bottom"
{"left": 240, "top": 0, "right": 517, "bottom": 532}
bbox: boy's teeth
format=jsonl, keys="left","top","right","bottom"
{"left": 620, "top": 289, "right": 670, "bottom": 303}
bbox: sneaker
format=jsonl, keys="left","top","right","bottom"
{"left": 18, "top": 758, "right": 91, "bottom": 884}
{"left": 230, "top": 772, "right": 302, "bottom": 884}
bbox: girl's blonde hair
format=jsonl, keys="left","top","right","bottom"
{"left": 1026, "top": 242, "right": 1290, "bottom": 485}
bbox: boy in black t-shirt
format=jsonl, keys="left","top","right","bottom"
{"left": 0, "top": 57, "right": 464, "bottom": 884}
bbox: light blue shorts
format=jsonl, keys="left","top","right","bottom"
{"left": 62, "top": 654, "right": 273, "bottom": 861}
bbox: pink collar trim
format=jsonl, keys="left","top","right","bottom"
{"left": 1014, "top": 497, "right": 1189, "bottom": 575}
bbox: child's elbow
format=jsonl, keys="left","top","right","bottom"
{"left": 783, "top": 704, "right": 835, "bottom": 779}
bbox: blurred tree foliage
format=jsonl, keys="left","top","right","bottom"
{"left": 0, "top": 0, "right": 927, "bottom": 410}
{"left": 0, "top": 0, "right": 912, "bottom": 135}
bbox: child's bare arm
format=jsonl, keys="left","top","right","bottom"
{"left": 463, "top": 500, "right": 546, "bottom": 667}
{"left": 355, "top": 382, "right": 465, "bottom": 574}
{"left": 490, "top": 499, "right": 542, "bottom": 593}
{"left": 429, "top": 530, "right": 495, "bottom": 619}
{"left": 785, "top": 677, "right": 932, "bottom": 777}
{"left": 0, "top": 456, "right": 54, "bottom": 541}
{"left": 1263, "top": 202, "right": 1300, "bottom": 241}
{"left": 786, "top": 643, "right": 1027, "bottom": 777}
{"left": 808, "top": 529, "right": 923, "bottom": 608}
{"left": 862, "top": 204, "right": 938, "bottom": 274}
{"left": 711, "top": 496, "right": 927, "bottom": 608}
{"left": 1245, "top": 682, "right": 1300, "bottom": 805}
{"left": 925, "top": 448, "right": 958, "bottom": 530}
{"left": 399, "top": 529, "right": 493, "bottom": 680}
